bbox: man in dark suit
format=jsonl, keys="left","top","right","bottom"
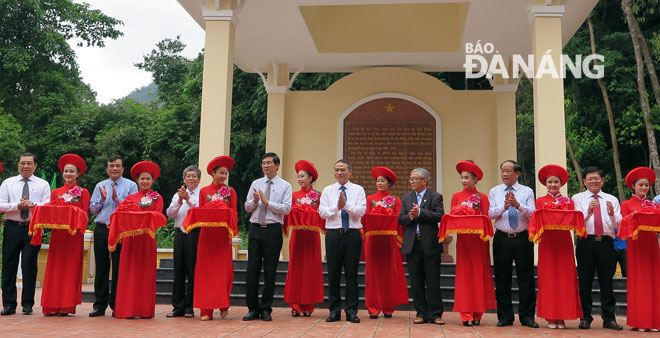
{"left": 399, "top": 168, "right": 445, "bottom": 325}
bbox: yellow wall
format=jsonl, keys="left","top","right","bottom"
{"left": 281, "top": 67, "right": 506, "bottom": 202}
{"left": 276, "top": 67, "right": 515, "bottom": 259}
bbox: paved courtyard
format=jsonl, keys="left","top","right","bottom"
{"left": 0, "top": 288, "right": 644, "bottom": 337}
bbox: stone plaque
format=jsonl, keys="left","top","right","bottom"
{"left": 343, "top": 97, "right": 436, "bottom": 198}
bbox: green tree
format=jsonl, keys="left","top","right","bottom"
{"left": 0, "top": 0, "right": 122, "bottom": 157}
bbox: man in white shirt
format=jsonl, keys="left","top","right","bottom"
{"left": 243, "top": 152, "right": 292, "bottom": 322}
{"left": 319, "top": 159, "right": 366, "bottom": 323}
{"left": 0, "top": 153, "right": 50, "bottom": 316}
{"left": 165, "top": 166, "right": 201, "bottom": 318}
{"left": 572, "top": 166, "right": 623, "bottom": 330}
{"left": 488, "top": 160, "right": 538, "bottom": 328}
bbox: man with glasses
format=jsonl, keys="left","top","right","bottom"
{"left": 0, "top": 153, "right": 50, "bottom": 316}
{"left": 488, "top": 160, "right": 537, "bottom": 328}
{"left": 165, "top": 166, "right": 202, "bottom": 318}
{"left": 399, "top": 168, "right": 445, "bottom": 325}
{"left": 243, "top": 152, "right": 292, "bottom": 321}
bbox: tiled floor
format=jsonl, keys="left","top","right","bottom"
{"left": 0, "top": 288, "right": 647, "bottom": 337}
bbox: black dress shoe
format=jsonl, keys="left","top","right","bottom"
{"left": 166, "top": 310, "right": 185, "bottom": 318}
{"left": 45, "top": 313, "right": 56, "bottom": 317}
{"left": 261, "top": 311, "right": 272, "bottom": 321}
{"left": 326, "top": 312, "right": 341, "bottom": 322}
{"left": 603, "top": 320, "right": 623, "bottom": 330}
{"left": 496, "top": 320, "right": 513, "bottom": 327}
{"left": 578, "top": 319, "right": 591, "bottom": 329}
{"left": 302, "top": 312, "right": 311, "bottom": 317}
{"left": 1, "top": 308, "right": 15, "bottom": 316}
{"left": 89, "top": 309, "right": 105, "bottom": 317}
{"left": 472, "top": 320, "right": 480, "bottom": 326}
{"left": 346, "top": 313, "right": 360, "bottom": 323}
{"left": 384, "top": 314, "right": 392, "bottom": 318}
{"left": 521, "top": 320, "right": 539, "bottom": 328}
{"left": 184, "top": 310, "right": 194, "bottom": 318}
{"left": 57, "top": 313, "right": 69, "bottom": 317}
{"left": 291, "top": 310, "right": 300, "bottom": 317}
{"left": 242, "top": 311, "right": 260, "bottom": 321}
{"left": 463, "top": 321, "right": 472, "bottom": 326}
{"left": 369, "top": 314, "right": 378, "bottom": 319}
{"left": 22, "top": 306, "right": 33, "bottom": 315}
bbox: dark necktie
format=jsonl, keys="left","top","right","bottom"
{"left": 21, "top": 178, "right": 29, "bottom": 220}
{"left": 505, "top": 186, "right": 518, "bottom": 230}
{"left": 340, "top": 186, "right": 349, "bottom": 230}
{"left": 593, "top": 194, "right": 603, "bottom": 236}
{"left": 258, "top": 179, "right": 272, "bottom": 225}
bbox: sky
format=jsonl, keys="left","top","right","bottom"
{"left": 71, "top": 0, "right": 205, "bottom": 104}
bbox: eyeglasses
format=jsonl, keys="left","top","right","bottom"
{"left": 408, "top": 177, "right": 424, "bottom": 183}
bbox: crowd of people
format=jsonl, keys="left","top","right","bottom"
{"left": 0, "top": 152, "right": 659, "bottom": 332}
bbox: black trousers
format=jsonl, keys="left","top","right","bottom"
{"left": 614, "top": 249, "right": 627, "bottom": 277}
{"left": 93, "top": 223, "right": 121, "bottom": 311}
{"left": 493, "top": 230, "right": 536, "bottom": 323}
{"left": 325, "top": 228, "right": 362, "bottom": 315}
{"left": 246, "top": 223, "right": 283, "bottom": 313}
{"left": 171, "top": 228, "right": 200, "bottom": 313}
{"left": 576, "top": 236, "right": 617, "bottom": 322}
{"left": 406, "top": 237, "right": 443, "bottom": 321}
{"left": 1, "top": 220, "right": 40, "bottom": 310}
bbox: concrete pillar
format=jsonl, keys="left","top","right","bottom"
{"left": 198, "top": 2, "right": 237, "bottom": 186}
{"left": 530, "top": 4, "right": 568, "bottom": 195}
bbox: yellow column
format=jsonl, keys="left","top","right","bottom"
{"left": 492, "top": 81, "right": 518, "bottom": 173}
{"left": 263, "top": 63, "right": 290, "bottom": 258}
{"left": 530, "top": 4, "right": 567, "bottom": 195}
{"left": 198, "top": 3, "right": 236, "bottom": 186}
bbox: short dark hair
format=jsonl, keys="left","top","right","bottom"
{"left": 106, "top": 156, "right": 123, "bottom": 167}
{"left": 335, "top": 159, "right": 352, "bottom": 170}
{"left": 500, "top": 160, "right": 521, "bottom": 173}
{"left": 18, "top": 153, "right": 37, "bottom": 163}
{"left": 261, "top": 152, "right": 280, "bottom": 165}
{"left": 583, "top": 166, "right": 603, "bottom": 178}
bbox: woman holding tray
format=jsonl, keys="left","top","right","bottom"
{"left": 114, "top": 161, "right": 164, "bottom": 319}
{"left": 621, "top": 167, "right": 660, "bottom": 332}
{"left": 450, "top": 160, "right": 495, "bottom": 326}
{"left": 283, "top": 160, "right": 324, "bottom": 317}
{"left": 534, "top": 164, "right": 581, "bottom": 329}
{"left": 196, "top": 156, "right": 238, "bottom": 321}
{"left": 41, "top": 154, "right": 90, "bottom": 316}
{"left": 364, "top": 166, "right": 408, "bottom": 319}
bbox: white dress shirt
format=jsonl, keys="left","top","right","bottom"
{"left": 319, "top": 181, "right": 367, "bottom": 229}
{"left": 572, "top": 190, "right": 621, "bottom": 238}
{"left": 244, "top": 175, "right": 292, "bottom": 225}
{"left": 488, "top": 182, "right": 535, "bottom": 232}
{"left": 0, "top": 174, "right": 51, "bottom": 221}
{"left": 166, "top": 187, "right": 200, "bottom": 233}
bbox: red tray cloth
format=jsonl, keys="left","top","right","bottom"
{"left": 109, "top": 211, "right": 167, "bottom": 252}
{"left": 28, "top": 199, "right": 89, "bottom": 246}
{"left": 527, "top": 209, "right": 586, "bottom": 243}
{"left": 283, "top": 205, "right": 326, "bottom": 236}
{"left": 618, "top": 211, "right": 660, "bottom": 240}
{"left": 181, "top": 206, "right": 238, "bottom": 238}
{"left": 438, "top": 214, "right": 493, "bottom": 243}
{"left": 361, "top": 213, "right": 402, "bottom": 247}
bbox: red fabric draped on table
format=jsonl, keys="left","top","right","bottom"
{"left": 362, "top": 208, "right": 409, "bottom": 315}
{"left": 29, "top": 184, "right": 89, "bottom": 315}
{"left": 445, "top": 189, "right": 495, "bottom": 322}
{"left": 283, "top": 188, "right": 325, "bottom": 314}
{"left": 619, "top": 198, "right": 660, "bottom": 330}
{"left": 528, "top": 197, "right": 584, "bottom": 321}
{"left": 110, "top": 190, "right": 165, "bottom": 319}
{"left": 187, "top": 183, "right": 238, "bottom": 315}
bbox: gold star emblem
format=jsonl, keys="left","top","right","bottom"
{"left": 385, "top": 104, "right": 395, "bottom": 113}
